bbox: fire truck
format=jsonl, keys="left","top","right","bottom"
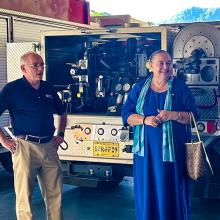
{"left": 2, "top": 15, "right": 220, "bottom": 195}
{"left": 42, "top": 22, "right": 220, "bottom": 192}
{"left": 5, "top": 24, "right": 173, "bottom": 187}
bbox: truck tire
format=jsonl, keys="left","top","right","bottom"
{"left": 0, "top": 152, "right": 13, "bottom": 174}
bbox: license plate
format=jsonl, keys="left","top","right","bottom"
{"left": 93, "top": 142, "right": 119, "bottom": 157}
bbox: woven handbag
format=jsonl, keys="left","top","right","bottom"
{"left": 185, "top": 112, "right": 214, "bottom": 181}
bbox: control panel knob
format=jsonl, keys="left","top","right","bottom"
{"left": 111, "top": 128, "right": 118, "bottom": 136}
{"left": 84, "top": 127, "right": 91, "bottom": 135}
{"left": 97, "top": 128, "right": 104, "bottom": 135}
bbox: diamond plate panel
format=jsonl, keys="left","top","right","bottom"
{"left": 190, "top": 86, "right": 219, "bottom": 119}
{"left": 6, "top": 42, "right": 41, "bottom": 82}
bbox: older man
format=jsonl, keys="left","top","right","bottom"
{"left": 0, "top": 51, "right": 67, "bottom": 220}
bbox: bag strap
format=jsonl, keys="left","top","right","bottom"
{"left": 189, "top": 112, "right": 201, "bottom": 142}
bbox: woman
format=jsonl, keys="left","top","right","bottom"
{"left": 121, "top": 50, "right": 198, "bottom": 220}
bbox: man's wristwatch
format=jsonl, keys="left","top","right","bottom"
{"left": 58, "top": 131, "right": 65, "bottom": 137}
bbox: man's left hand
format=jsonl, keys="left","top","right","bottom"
{"left": 53, "top": 136, "right": 64, "bottom": 150}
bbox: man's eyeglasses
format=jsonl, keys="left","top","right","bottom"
{"left": 25, "top": 63, "right": 46, "bottom": 69}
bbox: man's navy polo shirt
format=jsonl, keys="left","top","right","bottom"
{"left": 0, "top": 77, "right": 66, "bottom": 136}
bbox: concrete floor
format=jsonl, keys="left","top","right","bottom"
{"left": 0, "top": 166, "right": 220, "bottom": 220}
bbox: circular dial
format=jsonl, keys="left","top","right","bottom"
{"left": 111, "top": 128, "right": 118, "bottom": 136}
{"left": 97, "top": 128, "right": 104, "bottom": 135}
{"left": 197, "top": 122, "right": 205, "bottom": 132}
{"left": 84, "top": 127, "right": 91, "bottom": 135}
{"left": 115, "top": 83, "right": 122, "bottom": 92}
{"left": 123, "top": 83, "right": 131, "bottom": 92}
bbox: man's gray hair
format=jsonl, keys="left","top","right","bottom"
{"left": 20, "top": 51, "right": 40, "bottom": 65}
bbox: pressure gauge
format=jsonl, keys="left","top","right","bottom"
{"left": 123, "top": 83, "right": 131, "bottom": 92}
{"left": 115, "top": 83, "right": 122, "bottom": 92}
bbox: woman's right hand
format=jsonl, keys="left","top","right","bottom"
{"left": 144, "top": 116, "right": 161, "bottom": 127}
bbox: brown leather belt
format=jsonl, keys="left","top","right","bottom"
{"left": 17, "top": 135, "right": 52, "bottom": 144}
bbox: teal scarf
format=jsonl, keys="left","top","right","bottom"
{"left": 133, "top": 76, "right": 176, "bottom": 162}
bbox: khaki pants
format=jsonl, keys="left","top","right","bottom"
{"left": 12, "top": 138, "right": 63, "bottom": 220}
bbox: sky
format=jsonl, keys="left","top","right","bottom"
{"left": 88, "top": 0, "right": 220, "bottom": 23}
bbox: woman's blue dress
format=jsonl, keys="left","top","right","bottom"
{"left": 121, "top": 77, "right": 198, "bottom": 220}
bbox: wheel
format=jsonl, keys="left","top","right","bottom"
{"left": 0, "top": 151, "right": 13, "bottom": 174}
